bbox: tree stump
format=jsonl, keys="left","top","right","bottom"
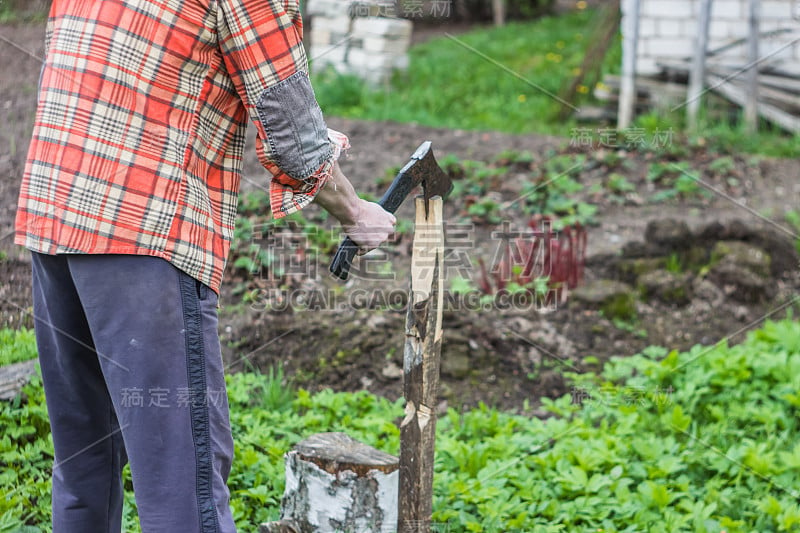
{"left": 261, "top": 432, "right": 399, "bottom": 533}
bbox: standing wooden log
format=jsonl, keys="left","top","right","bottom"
{"left": 398, "top": 196, "right": 445, "bottom": 533}
{"left": 744, "top": 0, "right": 760, "bottom": 133}
{"left": 687, "top": 0, "right": 713, "bottom": 129}
{"left": 617, "top": 0, "right": 641, "bottom": 129}
{"left": 263, "top": 432, "right": 399, "bottom": 533}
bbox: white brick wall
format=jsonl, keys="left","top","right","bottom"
{"left": 625, "top": 0, "right": 800, "bottom": 76}
{"left": 308, "top": 7, "right": 412, "bottom": 85}
{"left": 657, "top": 19, "right": 685, "bottom": 36}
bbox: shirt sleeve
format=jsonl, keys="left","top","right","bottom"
{"left": 269, "top": 129, "right": 350, "bottom": 218}
{"left": 217, "top": 0, "right": 333, "bottom": 217}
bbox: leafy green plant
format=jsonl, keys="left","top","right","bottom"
{"left": 521, "top": 154, "right": 597, "bottom": 228}
{"left": 646, "top": 161, "right": 686, "bottom": 183}
{"left": 466, "top": 197, "right": 503, "bottom": 225}
{"left": 0, "top": 329, "right": 38, "bottom": 366}
{"left": 438, "top": 153, "right": 468, "bottom": 179}
{"left": 447, "top": 158, "right": 507, "bottom": 199}
{"left": 228, "top": 204, "right": 339, "bottom": 289}
{"left": 492, "top": 149, "right": 535, "bottom": 167}
{"left": 707, "top": 156, "right": 735, "bottom": 176}
{"left": 606, "top": 172, "right": 635, "bottom": 195}
{"left": 647, "top": 162, "right": 711, "bottom": 203}
{"left": 5, "top": 317, "right": 800, "bottom": 531}
{"left": 237, "top": 189, "right": 270, "bottom": 216}
{"left": 664, "top": 253, "right": 684, "bottom": 274}
{"left": 611, "top": 316, "right": 648, "bottom": 338}
{"left": 605, "top": 172, "right": 636, "bottom": 204}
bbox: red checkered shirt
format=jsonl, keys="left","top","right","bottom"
{"left": 16, "top": 0, "right": 345, "bottom": 292}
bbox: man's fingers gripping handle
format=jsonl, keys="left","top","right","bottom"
{"left": 330, "top": 200, "right": 396, "bottom": 281}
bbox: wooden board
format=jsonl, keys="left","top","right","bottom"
{"left": 707, "top": 72, "right": 800, "bottom": 133}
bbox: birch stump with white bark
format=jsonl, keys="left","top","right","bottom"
{"left": 260, "top": 432, "right": 399, "bottom": 533}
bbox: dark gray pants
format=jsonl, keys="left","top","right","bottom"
{"left": 31, "top": 252, "right": 237, "bottom": 533}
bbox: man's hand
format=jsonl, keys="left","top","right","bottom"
{"left": 341, "top": 199, "right": 396, "bottom": 253}
{"left": 313, "top": 161, "right": 396, "bottom": 254}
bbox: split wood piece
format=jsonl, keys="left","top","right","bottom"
{"left": 709, "top": 69, "right": 800, "bottom": 96}
{"left": 658, "top": 60, "right": 800, "bottom": 89}
{"left": 0, "top": 359, "right": 37, "bottom": 400}
{"left": 262, "top": 432, "right": 399, "bottom": 533}
{"left": 398, "top": 196, "right": 444, "bottom": 533}
{"left": 706, "top": 72, "right": 800, "bottom": 133}
{"left": 720, "top": 76, "right": 800, "bottom": 113}
{"left": 594, "top": 75, "right": 688, "bottom": 109}
{"left": 656, "top": 61, "right": 800, "bottom": 110}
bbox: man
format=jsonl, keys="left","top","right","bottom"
{"left": 15, "top": 0, "right": 396, "bottom": 532}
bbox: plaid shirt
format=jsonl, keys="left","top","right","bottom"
{"left": 16, "top": 0, "right": 342, "bottom": 292}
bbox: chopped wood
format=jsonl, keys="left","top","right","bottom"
{"left": 294, "top": 431, "right": 399, "bottom": 476}
{"left": 399, "top": 196, "right": 444, "bottom": 533}
{"left": 596, "top": 75, "right": 688, "bottom": 109}
{"left": 276, "top": 432, "right": 399, "bottom": 533}
{"left": 574, "top": 106, "right": 617, "bottom": 123}
{"left": 0, "top": 359, "right": 37, "bottom": 400}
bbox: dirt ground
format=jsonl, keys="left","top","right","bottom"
{"left": 2, "top": 21, "right": 799, "bottom": 412}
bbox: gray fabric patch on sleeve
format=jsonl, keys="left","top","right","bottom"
{"left": 255, "top": 71, "right": 332, "bottom": 181}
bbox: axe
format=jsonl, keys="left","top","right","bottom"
{"left": 329, "top": 141, "right": 453, "bottom": 281}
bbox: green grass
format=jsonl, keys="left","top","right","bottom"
{"left": 313, "top": 9, "right": 620, "bottom": 136}
{"left": 313, "top": 10, "right": 798, "bottom": 159}
{"left": 4, "top": 316, "right": 800, "bottom": 531}
{"left": 0, "top": 1, "right": 48, "bottom": 23}
{"left": 0, "top": 329, "right": 37, "bottom": 366}
{"left": 633, "top": 109, "right": 800, "bottom": 159}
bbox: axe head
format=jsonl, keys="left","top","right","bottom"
{"left": 399, "top": 141, "right": 453, "bottom": 216}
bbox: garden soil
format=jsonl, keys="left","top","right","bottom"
{"left": 2, "top": 22, "right": 799, "bottom": 412}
